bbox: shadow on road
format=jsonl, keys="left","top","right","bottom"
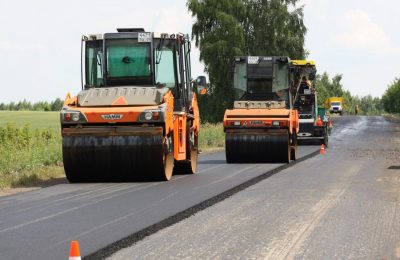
{"left": 198, "top": 160, "right": 227, "bottom": 165}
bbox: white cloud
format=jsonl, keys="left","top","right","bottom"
{"left": 331, "top": 10, "right": 400, "bottom": 54}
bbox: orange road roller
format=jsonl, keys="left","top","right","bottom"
{"left": 223, "top": 56, "right": 313, "bottom": 163}
{"left": 61, "top": 28, "right": 206, "bottom": 182}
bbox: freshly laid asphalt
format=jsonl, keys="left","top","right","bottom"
{"left": 0, "top": 126, "right": 321, "bottom": 259}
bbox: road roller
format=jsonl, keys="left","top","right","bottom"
{"left": 223, "top": 56, "right": 308, "bottom": 163}
{"left": 60, "top": 28, "right": 206, "bottom": 182}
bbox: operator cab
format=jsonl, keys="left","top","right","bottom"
{"left": 81, "top": 28, "right": 206, "bottom": 110}
{"left": 232, "top": 56, "right": 292, "bottom": 108}
{"left": 295, "top": 77, "right": 316, "bottom": 119}
{"left": 291, "top": 61, "right": 317, "bottom": 119}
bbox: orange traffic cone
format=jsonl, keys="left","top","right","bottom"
{"left": 69, "top": 241, "right": 81, "bottom": 260}
{"left": 320, "top": 144, "right": 325, "bottom": 154}
{"left": 316, "top": 115, "right": 323, "bottom": 126}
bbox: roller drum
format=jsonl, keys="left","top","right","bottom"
{"left": 225, "top": 129, "right": 290, "bottom": 163}
{"left": 62, "top": 133, "right": 171, "bottom": 182}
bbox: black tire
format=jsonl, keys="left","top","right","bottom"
{"left": 290, "top": 133, "right": 297, "bottom": 161}
{"left": 159, "top": 137, "right": 174, "bottom": 181}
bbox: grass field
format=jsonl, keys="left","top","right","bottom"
{"left": 0, "top": 111, "right": 224, "bottom": 189}
{"left": 0, "top": 111, "right": 59, "bottom": 130}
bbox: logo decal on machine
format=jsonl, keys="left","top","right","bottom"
{"left": 101, "top": 114, "right": 124, "bottom": 120}
{"left": 249, "top": 120, "right": 264, "bottom": 125}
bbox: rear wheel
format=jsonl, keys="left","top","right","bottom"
{"left": 187, "top": 134, "right": 199, "bottom": 174}
{"left": 290, "top": 133, "right": 297, "bottom": 161}
{"left": 321, "top": 129, "right": 329, "bottom": 147}
{"left": 160, "top": 136, "right": 174, "bottom": 181}
{"left": 174, "top": 130, "right": 198, "bottom": 174}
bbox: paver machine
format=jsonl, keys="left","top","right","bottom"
{"left": 292, "top": 60, "right": 331, "bottom": 146}
{"left": 60, "top": 28, "right": 206, "bottom": 182}
{"left": 223, "top": 56, "right": 305, "bottom": 163}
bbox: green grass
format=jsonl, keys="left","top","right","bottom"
{"left": 199, "top": 123, "right": 225, "bottom": 151}
{"left": 0, "top": 111, "right": 59, "bottom": 130}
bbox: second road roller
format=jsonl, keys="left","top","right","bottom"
{"left": 60, "top": 28, "right": 206, "bottom": 182}
{"left": 223, "top": 56, "right": 315, "bottom": 163}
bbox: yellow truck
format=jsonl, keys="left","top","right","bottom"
{"left": 325, "top": 97, "right": 343, "bottom": 115}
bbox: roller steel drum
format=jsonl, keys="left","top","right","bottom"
{"left": 225, "top": 129, "right": 290, "bottom": 163}
{"left": 62, "top": 131, "right": 173, "bottom": 182}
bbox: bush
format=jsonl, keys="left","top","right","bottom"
{"left": 199, "top": 123, "right": 225, "bottom": 150}
{"left": 0, "top": 124, "right": 62, "bottom": 179}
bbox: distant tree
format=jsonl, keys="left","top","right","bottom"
{"left": 244, "top": 0, "right": 307, "bottom": 58}
{"left": 15, "top": 99, "right": 33, "bottom": 111}
{"left": 33, "top": 102, "right": 45, "bottom": 111}
{"left": 51, "top": 98, "right": 64, "bottom": 111}
{"left": 314, "top": 73, "right": 330, "bottom": 106}
{"left": 8, "top": 102, "right": 16, "bottom": 111}
{"left": 382, "top": 78, "right": 400, "bottom": 113}
{"left": 314, "top": 72, "right": 345, "bottom": 107}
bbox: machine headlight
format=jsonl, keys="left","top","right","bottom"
{"left": 72, "top": 113, "right": 80, "bottom": 122}
{"left": 272, "top": 121, "right": 280, "bottom": 126}
{"left": 144, "top": 111, "right": 153, "bottom": 121}
{"left": 140, "top": 110, "right": 162, "bottom": 122}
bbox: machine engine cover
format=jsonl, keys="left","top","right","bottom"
{"left": 77, "top": 87, "right": 169, "bottom": 107}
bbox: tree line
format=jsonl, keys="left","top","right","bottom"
{"left": 315, "top": 73, "right": 383, "bottom": 116}
{"left": 0, "top": 98, "right": 64, "bottom": 112}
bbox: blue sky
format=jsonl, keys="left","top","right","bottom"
{"left": 0, "top": 0, "right": 399, "bottom": 102}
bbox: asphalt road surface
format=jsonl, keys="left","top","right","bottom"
{"left": 108, "top": 116, "right": 400, "bottom": 260}
{"left": 0, "top": 130, "right": 319, "bottom": 259}
{"left": 1, "top": 116, "right": 398, "bottom": 259}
